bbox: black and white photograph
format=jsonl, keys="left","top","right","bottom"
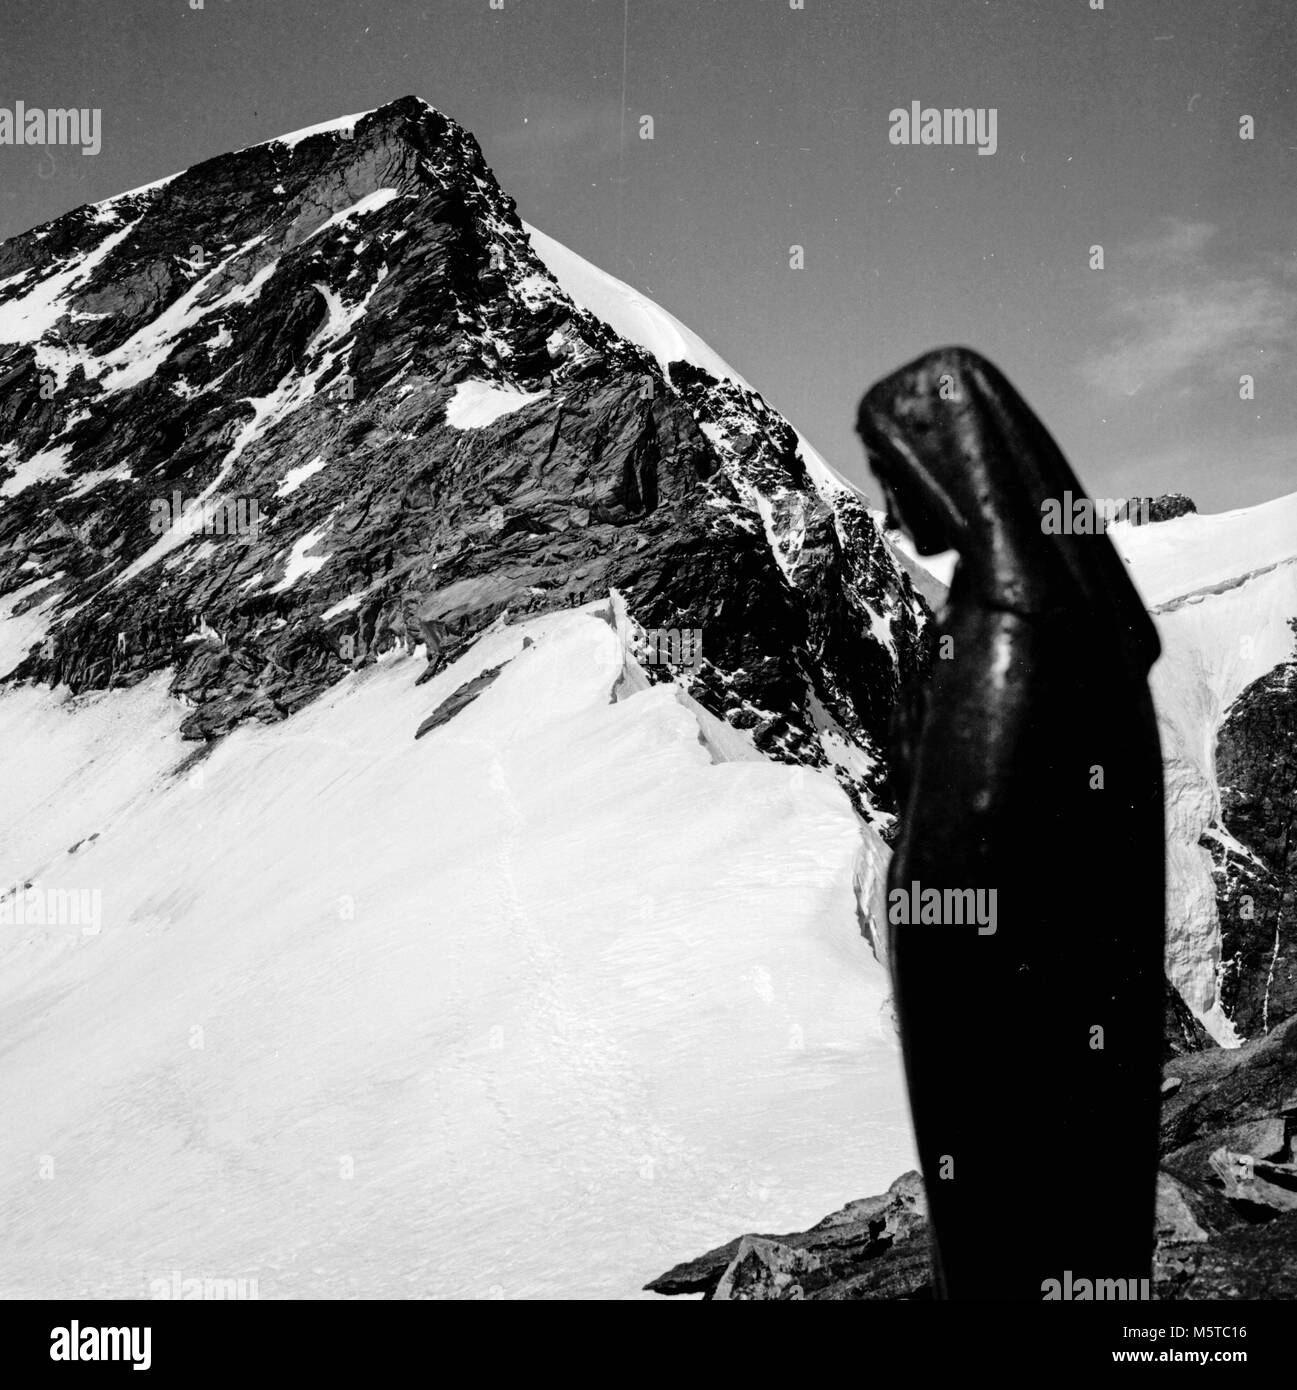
{"left": 0, "top": 0, "right": 1293, "bottom": 1363}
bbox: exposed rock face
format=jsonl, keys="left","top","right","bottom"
{"left": 0, "top": 96, "right": 928, "bottom": 820}
{"left": 1157, "top": 1214, "right": 1297, "bottom": 1299}
{"left": 645, "top": 1170, "right": 930, "bottom": 1300}
{"left": 413, "top": 660, "right": 506, "bottom": 739}
{"left": 1156, "top": 1012, "right": 1297, "bottom": 1296}
{"left": 1159, "top": 1005, "right": 1297, "bottom": 1164}
{"left": 1207, "top": 656, "right": 1297, "bottom": 1038}
{"left": 649, "top": 1015, "right": 1297, "bottom": 1300}
{"left": 1134, "top": 493, "right": 1198, "bottom": 525}
{"left": 1091, "top": 494, "right": 1197, "bottom": 526}
{"left": 1164, "top": 975, "right": 1211, "bottom": 1060}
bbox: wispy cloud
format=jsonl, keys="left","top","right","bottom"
{"left": 1080, "top": 218, "right": 1297, "bottom": 398}
{"left": 1125, "top": 219, "right": 1217, "bottom": 266}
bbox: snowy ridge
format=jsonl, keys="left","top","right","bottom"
{"left": 519, "top": 220, "right": 955, "bottom": 645}
{"left": 522, "top": 222, "right": 863, "bottom": 502}
{"left": 81, "top": 105, "right": 400, "bottom": 228}
{"left": 1114, "top": 491, "right": 1297, "bottom": 611}
{"left": 504, "top": 220, "right": 929, "bottom": 802}
{"left": 522, "top": 223, "right": 754, "bottom": 392}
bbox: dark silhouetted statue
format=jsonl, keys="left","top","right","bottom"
{"left": 857, "top": 347, "right": 1165, "bottom": 1301}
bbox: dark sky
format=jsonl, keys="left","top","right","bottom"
{"left": 2, "top": 0, "right": 1294, "bottom": 510}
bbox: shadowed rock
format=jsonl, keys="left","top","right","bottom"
{"left": 413, "top": 661, "right": 506, "bottom": 739}
{"left": 1207, "top": 656, "right": 1297, "bottom": 1038}
{"left": 645, "top": 1170, "right": 927, "bottom": 1299}
{"left": 649, "top": 1014, "right": 1297, "bottom": 1300}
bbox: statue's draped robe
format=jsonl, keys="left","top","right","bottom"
{"left": 858, "top": 349, "right": 1165, "bottom": 1300}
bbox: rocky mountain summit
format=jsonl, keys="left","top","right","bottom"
{"left": 0, "top": 95, "right": 928, "bottom": 820}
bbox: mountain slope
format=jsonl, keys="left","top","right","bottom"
{"left": 0, "top": 600, "right": 914, "bottom": 1299}
{"left": 0, "top": 97, "right": 924, "bottom": 1299}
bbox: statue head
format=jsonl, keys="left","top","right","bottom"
{"left": 857, "top": 346, "right": 1159, "bottom": 671}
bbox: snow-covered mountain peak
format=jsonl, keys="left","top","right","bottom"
{"left": 0, "top": 95, "right": 930, "bottom": 818}
{"left": 1, "top": 95, "right": 1293, "bottom": 1302}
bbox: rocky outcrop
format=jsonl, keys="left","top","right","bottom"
{"left": 413, "top": 660, "right": 507, "bottom": 739}
{"left": 649, "top": 1014, "right": 1297, "bottom": 1299}
{"left": 1156, "top": 1012, "right": 1297, "bottom": 1295}
{"left": 1122, "top": 494, "right": 1198, "bottom": 525}
{"left": 645, "top": 1170, "right": 930, "bottom": 1300}
{"left": 1156, "top": 1214, "right": 1297, "bottom": 1299}
{"left": 1207, "top": 654, "right": 1297, "bottom": 1038}
{"left": 1147, "top": 493, "right": 1198, "bottom": 524}
{"left": 1159, "top": 1006, "right": 1297, "bottom": 1163}
{"left": 0, "top": 96, "right": 928, "bottom": 822}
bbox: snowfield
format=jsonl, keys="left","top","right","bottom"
{"left": 443, "top": 379, "right": 550, "bottom": 430}
{"left": 0, "top": 600, "right": 912, "bottom": 1299}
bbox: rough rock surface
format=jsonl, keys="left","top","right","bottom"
{"left": 413, "top": 660, "right": 506, "bottom": 739}
{"left": 0, "top": 96, "right": 930, "bottom": 821}
{"left": 1135, "top": 493, "right": 1198, "bottom": 525}
{"left": 649, "top": 1015, "right": 1297, "bottom": 1299}
{"left": 1207, "top": 653, "right": 1297, "bottom": 1038}
{"left": 645, "top": 1170, "right": 930, "bottom": 1300}
{"left": 1164, "top": 975, "right": 1212, "bottom": 1060}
